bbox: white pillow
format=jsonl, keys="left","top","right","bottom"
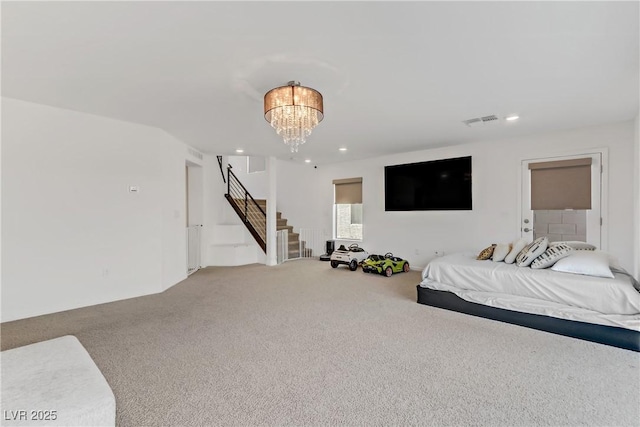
{"left": 530, "top": 243, "right": 573, "bottom": 269}
{"left": 492, "top": 243, "right": 511, "bottom": 262}
{"left": 550, "top": 251, "right": 614, "bottom": 278}
{"left": 504, "top": 238, "right": 529, "bottom": 264}
{"left": 516, "top": 237, "right": 549, "bottom": 267}
{"left": 550, "top": 241, "right": 596, "bottom": 251}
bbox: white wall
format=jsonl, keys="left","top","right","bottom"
{"left": 227, "top": 155, "right": 268, "bottom": 200}
{"left": 201, "top": 154, "right": 227, "bottom": 265}
{"left": 200, "top": 154, "right": 265, "bottom": 266}
{"left": 187, "top": 163, "right": 204, "bottom": 227}
{"left": 1, "top": 97, "right": 193, "bottom": 321}
{"left": 276, "top": 160, "right": 331, "bottom": 235}
{"left": 277, "top": 121, "right": 636, "bottom": 272}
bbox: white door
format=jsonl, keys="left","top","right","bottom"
{"left": 521, "top": 152, "right": 603, "bottom": 248}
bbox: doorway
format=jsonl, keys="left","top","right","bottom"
{"left": 521, "top": 151, "right": 605, "bottom": 248}
{"left": 186, "top": 162, "right": 203, "bottom": 275}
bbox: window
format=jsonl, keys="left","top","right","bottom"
{"left": 333, "top": 177, "right": 363, "bottom": 240}
{"left": 528, "top": 158, "right": 592, "bottom": 210}
{"left": 522, "top": 153, "right": 603, "bottom": 248}
{"left": 529, "top": 157, "right": 592, "bottom": 243}
{"left": 247, "top": 156, "right": 266, "bottom": 173}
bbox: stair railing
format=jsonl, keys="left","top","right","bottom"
{"left": 216, "top": 156, "right": 226, "bottom": 184}
{"left": 225, "top": 165, "right": 267, "bottom": 252}
{"left": 299, "top": 229, "right": 328, "bottom": 259}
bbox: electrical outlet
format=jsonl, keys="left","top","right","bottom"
{"left": 434, "top": 250, "right": 445, "bottom": 257}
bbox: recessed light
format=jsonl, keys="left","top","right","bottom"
{"left": 304, "top": 159, "right": 311, "bottom": 163}
{"left": 235, "top": 149, "right": 244, "bottom": 153}
{"left": 506, "top": 115, "right": 520, "bottom": 121}
{"left": 339, "top": 147, "right": 347, "bottom": 152}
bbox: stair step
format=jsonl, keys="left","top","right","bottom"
{"left": 230, "top": 198, "right": 266, "bottom": 211}
{"left": 239, "top": 198, "right": 280, "bottom": 220}
{"left": 227, "top": 195, "right": 308, "bottom": 260}
{"left": 287, "top": 248, "right": 313, "bottom": 258}
{"left": 288, "top": 240, "right": 305, "bottom": 250}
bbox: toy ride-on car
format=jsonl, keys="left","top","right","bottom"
{"left": 330, "top": 244, "right": 369, "bottom": 271}
{"left": 362, "top": 252, "right": 410, "bottom": 277}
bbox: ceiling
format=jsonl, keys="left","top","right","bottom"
{"left": 2, "top": 1, "right": 638, "bottom": 165}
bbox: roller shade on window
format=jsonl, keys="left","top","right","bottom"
{"left": 333, "top": 177, "right": 362, "bottom": 204}
{"left": 529, "top": 158, "right": 592, "bottom": 210}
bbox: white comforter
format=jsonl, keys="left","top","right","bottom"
{"left": 420, "top": 253, "right": 640, "bottom": 330}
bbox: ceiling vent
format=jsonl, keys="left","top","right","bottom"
{"left": 187, "top": 148, "right": 203, "bottom": 160}
{"left": 463, "top": 114, "right": 499, "bottom": 127}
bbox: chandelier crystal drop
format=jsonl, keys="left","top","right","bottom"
{"left": 264, "top": 81, "right": 324, "bottom": 152}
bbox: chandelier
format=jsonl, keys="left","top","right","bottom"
{"left": 264, "top": 81, "right": 324, "bottom": 153}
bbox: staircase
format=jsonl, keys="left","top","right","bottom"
{"left": 222, "top": 162, "right": 311, "bottom": 261}
{"left": 254, "top": 200, "right": 310, "bottom": 258}
{"left": 224, "top": 165, "right": 267, "bottom": 252}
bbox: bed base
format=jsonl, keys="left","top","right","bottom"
{"left": 416, "top": 286, "right": 640, "bottom": 352}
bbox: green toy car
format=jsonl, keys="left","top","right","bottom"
{"left": 362, "top": 252, "right": 410, "bottom": 277}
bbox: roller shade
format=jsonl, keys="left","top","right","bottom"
{"left": 333, "top": 177, "right": 362, "bottom": 204}
{"left": 529, "top": 158, "right": 592, "bottom": 210}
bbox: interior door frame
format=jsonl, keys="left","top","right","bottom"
{"left": 518, "top": 148, "right": 608, "bottom": 250}
{"left": 186, "top": 161, "right": 204, "bottom": 274}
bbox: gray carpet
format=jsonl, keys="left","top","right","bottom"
{"left": 2, "top": 260, "right": 639, "bottom": 426}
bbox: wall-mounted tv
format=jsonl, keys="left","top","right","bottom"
{"left": 385, "top": 156, "right": 472, "bottom": 211}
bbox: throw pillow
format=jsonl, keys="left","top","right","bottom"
{"left": 504, "top": 238, "right": 529, "bottom": 264}
{"left": 492, "top": 243, "right": 511, "bottom": 262}
{"left": 516, "top": 237, "right": 549, "bottom": 267}
{"left": 550, "top": 241, "right": 596, "bottom": 251}
{"left": 530, "top": 243, "right": 573, "bottom": 269}
{"left": 550, "top": 251, "right": 614, "bottom": 278}
{"left": 476, "top": 244, "right": 496, "bottom": 260}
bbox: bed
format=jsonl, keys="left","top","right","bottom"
{"left": 417, "top": 252, "right": 640, "bottom": 351}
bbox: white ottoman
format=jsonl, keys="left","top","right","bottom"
{"left": 1, "top": 335, "right": 115, "bottom": 427}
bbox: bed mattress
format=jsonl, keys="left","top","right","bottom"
{"left": 420, "top": 253, "right": 640, "bottom": 331}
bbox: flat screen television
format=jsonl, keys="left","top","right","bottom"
{"left": 385, "top": 156, "right": 472, "bottom": 211}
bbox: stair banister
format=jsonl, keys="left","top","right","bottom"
{"left": 217, "top": 155, "right": 226, "bottom": 184}
{"left": 227, "top": 163, "right": 231, "bottom": 200}
{"left": 226, "top": 166, "right": 266, "bottom": 217}
{"left": 224, "top": 164, "right": 267, "bottom": 252}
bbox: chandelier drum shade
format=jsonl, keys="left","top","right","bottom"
{"left": 264, "top": 81, "right": 324, "bottom": 153}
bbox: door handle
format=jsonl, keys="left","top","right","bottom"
{"left": 523, "top": 228, "right": 533, "bottom": 233}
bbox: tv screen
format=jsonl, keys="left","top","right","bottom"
{"left": 385, "top": 156, "right": 472, "bottom": 211}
